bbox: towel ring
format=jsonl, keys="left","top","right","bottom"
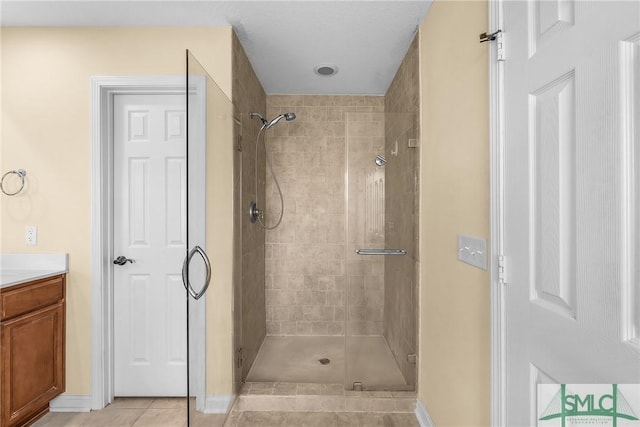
{"left": 1, "top": 169, "right": 27, "bottom": 196}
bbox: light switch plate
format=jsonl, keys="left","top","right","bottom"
{"left": 457, "top": 234, "right": 487, "bottom": 270}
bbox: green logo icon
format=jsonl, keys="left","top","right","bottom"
{"left": 539, "top": 384, "right": 639, "bottom": 427}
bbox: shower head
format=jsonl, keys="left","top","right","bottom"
{"left": 266, "top": 112, "right": 296, "bottom": 129}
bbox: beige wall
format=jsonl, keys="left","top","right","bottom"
{"left": 418, "top": 1, "right": 490, "bottom": 426}
{"left": 0, "top": 27, "right": 233, "bottom": 396}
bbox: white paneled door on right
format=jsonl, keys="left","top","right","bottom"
{"left": 503, "top": 1, "right": 640, "bottom": 425}
{"left": 113, "top": 93, "right": 187, "bottom": 396}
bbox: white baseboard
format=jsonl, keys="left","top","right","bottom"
{"left": 49, "top": 395, "right": 92, "bottom": 412}
{"left": 203, "top": 394, "right": 233, "bottom": 414}
{"left": 415, "top": 398, "right": 435, "bottom": 427}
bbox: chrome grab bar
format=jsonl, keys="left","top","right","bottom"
{"left": 181, "top": 245, "right": 212, "bottom": 300}
{"left": 355, "top": 249, "right": 407, "bottom": 256}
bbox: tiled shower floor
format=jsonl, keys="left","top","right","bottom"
{"left": 245, "top": 335, "right": 407, "bottom": 388}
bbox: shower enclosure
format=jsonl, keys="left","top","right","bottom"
{"left": 238, "top": 96, "right": 419, "bottom": 392}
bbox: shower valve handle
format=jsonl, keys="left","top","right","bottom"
{"left": 249, "top": 202, "right": 264, "bottom": 223}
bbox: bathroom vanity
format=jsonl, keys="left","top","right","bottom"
{"left": 0, "top": 254, "right": 67, "bottom": 427}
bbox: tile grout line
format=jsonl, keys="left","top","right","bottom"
{"left": 129, "top": 397, "right": 155, "bottom": 427}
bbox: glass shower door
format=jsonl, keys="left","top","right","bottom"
{"left": 344, "top": 111, "right": 418, "bottom": 391}
{"left": 183, "top": 50, "right": 233, "bottom": 424}
{"left": 184, "top": 50, "right": 209, "bottom": 425}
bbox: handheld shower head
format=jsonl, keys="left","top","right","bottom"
{"left": 266, "top": 112, "right": 296, "bottom": 129}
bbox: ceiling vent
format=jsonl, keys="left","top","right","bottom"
{"left": 314, "top": 65, "right": 338, "bottom": 77}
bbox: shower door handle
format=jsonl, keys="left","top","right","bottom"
{"left": 355, "top": 249, "right": 407, "bottom": 256}
{"left": 181, "top": 245, "right": 212, "bottom": 300}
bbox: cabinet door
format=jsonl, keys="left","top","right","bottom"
{"left": 1, "top": 303, "right": 65, "bottom": 427}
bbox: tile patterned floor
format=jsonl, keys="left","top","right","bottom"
{"left": 32, "top": 398, "right": 226, "bottom": 427}
{"left": 34, "top": 335, "right": 417, "bottom": 426}
{"left": 33, "top": 397, "right": 420, "bottom": 426}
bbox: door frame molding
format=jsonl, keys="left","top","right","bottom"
{"left": 488, "top": 0, "right": 506, "bottom": 425}
{"left": 90, "top": 76, "right": 205, "bottom": 409}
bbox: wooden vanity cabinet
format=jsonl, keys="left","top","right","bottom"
{"left": 1, "top": 275, "right": 66, "bottom": 427}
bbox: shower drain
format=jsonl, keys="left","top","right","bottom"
{"left": 318, "top": 358, "right": 331, "bottom": 365}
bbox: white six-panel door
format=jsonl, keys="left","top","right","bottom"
{"left": 113, "top": 93, "right": 187, "bottom": 396}
{"left": 503, "top": 1, "right": 640, "bottom": 425}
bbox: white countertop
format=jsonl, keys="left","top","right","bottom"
{"left": 0, "top": 253, "right": 68, "bottom": 289}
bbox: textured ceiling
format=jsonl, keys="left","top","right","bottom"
{"left": 1, "top": 1, "right": 432, "bottom": 95}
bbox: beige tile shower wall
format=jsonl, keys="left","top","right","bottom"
{"left": 383, "top": 35, "right": 420, "bottom": 386}
{"left": 232, "top": 32, "right": 267, "bottom": 380}
{"left": 265, "top": 95, "right": 384, "bottom": 336}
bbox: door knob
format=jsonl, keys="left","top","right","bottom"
{"left": 113, "top": 256, "right": 135, "bottom": 265}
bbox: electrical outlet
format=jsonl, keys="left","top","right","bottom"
{"left": 25, "top": 226, "right": 37, "bottom": 245}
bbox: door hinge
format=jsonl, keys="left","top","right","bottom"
{"left": 496, "top": 30, "right": 505, "bottom": 61}
{"left": 479, "top": 29, "right": 505, "bottom": 61}
{"left": 498, "top": 255, "right": 507, "bottom": 285}
{"left": 236, "top": 347, "right": 244, "bottom": 369}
